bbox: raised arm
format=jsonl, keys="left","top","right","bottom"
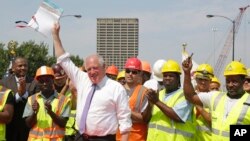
{"left": 52, "top": 23, "right": 66, "bottom": 58}
{"left": 182, "top": 57, "right": 203, "bottom": 106}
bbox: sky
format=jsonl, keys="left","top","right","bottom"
{"left": 1, "top": 0, "right": 250, "bottom": 76}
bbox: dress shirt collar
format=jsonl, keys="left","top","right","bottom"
{"left": 96, "top": 76, "right": 108, "bottom": 89}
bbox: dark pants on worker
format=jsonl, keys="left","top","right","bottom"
{"left": 74, "top": 132, "right": 116, "bottom": 141}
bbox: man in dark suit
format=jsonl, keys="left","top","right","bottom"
{"left": 0, "top": 57, "right": 39, "bottom": 141}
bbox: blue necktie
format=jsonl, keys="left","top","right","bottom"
{"left": 79, "top": 84, "right": 96, "bottom": 134}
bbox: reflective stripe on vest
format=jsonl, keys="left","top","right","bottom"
{"left": 29, "top": 128, "right": 65, "bottom": 138}
{"left": 69, "top": 112, "right": 76, "bottom": 118}
{"left": 149, "top": 123, "right": 193, "bottom": 138}
{"left": 196, "top": 125, "right": 211, "bottom": 132}
{"left": 211, "top": 128, "right": 229, "bottom": 137}
{"left": 237, "top": 95, "right": 250, "bottom": 124}
{"left": 212, "top": 92, "right": 223, "bottom": 111}
{"left": 134, "top": 86, "right": 146, "bottom": 112}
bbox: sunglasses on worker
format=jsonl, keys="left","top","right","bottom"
{"left": 125, "top": 69, "right": 139, "bottom": 75}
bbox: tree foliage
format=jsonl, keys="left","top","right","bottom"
{"left": 0, "top": 40, "right": 83, "bottom": 79}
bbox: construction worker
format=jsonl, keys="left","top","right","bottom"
{"left": 144, "top": 59, "right": 165, "bottom": 92}
{"left": 141, "top": 61, "right": 152, "bottom": 84}
{"left": 116, "top": 57, "right": 151, "bottom": 141}
{"left": 243, "top": 68, "right": 250, "bottom": 93}
{"left": 146, "top": 60, "right": 195, "bottom": 141}
{"left": 0, "top": 85, "right": 14, "bottom": 141}
{"left": 23, "top": 66, "right": 71, "bottom": 141}
{"left": 61, "top": 78, "right": 78, "bottom": 141}
{"left": 193, "top": 63, "right": 215, "bottom": 141}
{"left": 106, "top": 64, "right": 119, "bottom": 80}
{"left": 183, "top": 59, "right": 250, "bottom": 141}
{"left": 0, "top": 57, "right": 39, "bottom": 141}
{"left": 117, "top": 70, "right": 126, "bottom": 85}
{"left": 52, "top": 64, "right": 68, "bottom": 94}
{"left": 209, "top": 76, "right": 221, "bottom": 91}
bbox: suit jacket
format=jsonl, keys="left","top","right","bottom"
{"left": 0, "top": 74, "right": 39, "bottom": 141}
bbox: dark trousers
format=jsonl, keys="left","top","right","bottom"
{"left": 74, "top": 132, "right": 116, "bottom": 141}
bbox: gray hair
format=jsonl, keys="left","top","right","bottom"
{"left": 84, "top": 54, "right": 105, "bottom": 68}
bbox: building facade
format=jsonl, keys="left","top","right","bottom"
{"left": 97, "top": 18, "right": 139, "bottom": 71}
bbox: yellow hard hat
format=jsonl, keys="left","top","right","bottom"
{"left": 224, "top": 61, "right": 247, "bottom": 76}
{"left": 161, "top": 60, "right": 181, "bottom": 74}
{"left": 211, "top": 76, "right": 221, "bottom": 86}
{"left": 194, "top": 64, "right": 214, "bottom": 79}
{"left": 117, "top": 70, "right": 125, "bottom": 80}
{"left": 246, "top": 68, "right": 250, "bottom": 78}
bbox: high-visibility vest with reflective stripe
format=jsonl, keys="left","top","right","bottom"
{"left": 116, "top": 85, "right": 148, "bottom": 141}
{"left": 65, "top": 110, "right": 77, "bottom": 135}
{"left": 28, "top": 92, "right": 70, "bottom": 140}
{"left": 193, "top": 107, "right": 211, "bottom": 141}
{"left": 0, "top": 86, "right": 12, "bottom": 141}
{"left": 211, "top": 92, "right": 250, "bottom": 141}
{"left": 147, "top": 89, "right": 195, "bottom": 141}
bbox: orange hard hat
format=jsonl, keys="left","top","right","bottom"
{"left": 141, "top": 61, "right": 151, "bottom": 73}
{"left": 124, "top": 57, "right": 142, "bottom": 70}
{"left": 35, "top": 66, "right": 54, "bottom": 80}
{"left": 106, "top": 64, "right": 119, "bottom": 76}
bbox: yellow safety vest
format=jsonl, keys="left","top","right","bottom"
{"left": 27, "top": 92, "right": 70, "bottom": 141}
{"left": 65, "top": 110, "right": 77, "bottom": 136}
{"left": 193, "top": 107, "right": 211, "bottom": 141}
{"left": 211, "top": 92, "right": 250, "bottom": 141}
{"left": 0, "top": 86, "right": 12, "bottom": 141}
{"left": 147, "top": 89, "right": 195, "bottom": 141}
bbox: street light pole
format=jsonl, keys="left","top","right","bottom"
{"left": 53, "top": 14, "right": 82, "bottom": 57}
{"left": 206, "top": 14, "right": 235, "bottom": 61}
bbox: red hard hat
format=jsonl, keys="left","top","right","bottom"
{"left": 51, "top": 64, "right": 66, "bottom": 78}
{"left": 106, "top": 64, "right": 119, "bottom": 75}
{"left": 124, "top": 57, "right": 142, "bottom": 70}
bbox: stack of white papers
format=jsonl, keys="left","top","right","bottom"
{"left": 28, "top": 0, "right": 64, "bottom": 37}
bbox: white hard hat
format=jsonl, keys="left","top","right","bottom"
{"left": 152, "top": 59, "right": 166, "bottom": 81}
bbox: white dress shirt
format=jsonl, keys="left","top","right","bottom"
{"left": 57, "top": 53, "right": 132, "bottom": 136}
{"left": 15, "top": 76, "right": 29, "bottom": 102}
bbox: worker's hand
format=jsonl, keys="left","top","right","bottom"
{"left": 45, "top": 100, "right": 52, "bottom": 113}
{"left": 18, "top": 76, "right": 26, "bottom": 96}
{"left": 32, "top": 100, "right": 39, "bottom": 114}
{"left": 145, "top": 89, "right": 159, "bottom": 104}
{"left": 182, "top": 56, "right": 193, "bottom": 74}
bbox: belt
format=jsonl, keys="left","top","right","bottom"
{"left": 82, "top": 134, "right": 115, "bottom": 140}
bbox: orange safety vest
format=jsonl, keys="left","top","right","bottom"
{"left": 116, "top": 85, "right": 148, "bottom": 141}
{"left": 27, "top": 92, "right": 70, "bottom": 141}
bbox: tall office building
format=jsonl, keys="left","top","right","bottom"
{"left": 97, "top": 18, "right": 139, "bottom": 71}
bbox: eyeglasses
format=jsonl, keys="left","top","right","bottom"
{"left": 125, "top": 69, "right": 139, "bottom": 75}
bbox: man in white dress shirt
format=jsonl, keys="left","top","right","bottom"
{"left": 52, "top": 23, "right": 132, "bottom": 141}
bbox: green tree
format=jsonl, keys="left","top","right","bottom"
{"left": 0, "top": 40, "right": 83, "bottom": 79}
{"left": 0, "top": 43, "right": 9, "bottom": 78}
